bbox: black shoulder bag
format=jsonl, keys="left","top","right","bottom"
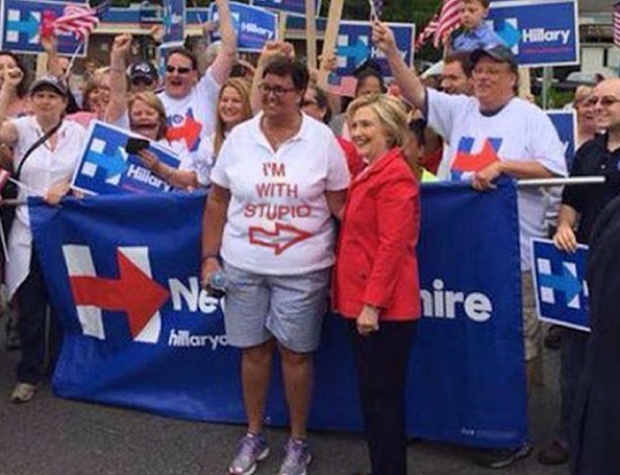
{"left": 1, "top": 120, "right": 63, "bottom": 237}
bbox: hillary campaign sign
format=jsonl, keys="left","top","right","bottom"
{"left": 208, "top": 1, "right": 277, "bottom": 52}
{"left": 161, "top": 0, "right": 185, "bottom": 47}
{"left": 1, "top": 0, "right": 90, "bottom": 55}
{"left": 30, "top": 181, "right": 526, "bottom": 448}
{"left": 488, "top": 0, "right": 579, "bottom": 67}
{"left": 71, "top": 121, "right": 181, "bottom": 196}
{"left": 547, "top": 110, "right": 577, "bottom": 169}
{"left": 531, "top": 238, "right": 590, "bottom": 331}
{"left": 335, "top": 21, "right": 415, "bottom": 78}
{"left": 250, "top": 0, "right": 321, "bottom": 16}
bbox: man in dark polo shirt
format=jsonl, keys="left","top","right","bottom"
{"left": 538, "top": 78, "right": 620, "bottom": 466}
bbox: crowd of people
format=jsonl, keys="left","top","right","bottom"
{"left": 0, "top": 0, "right": 618, "bottom": 474}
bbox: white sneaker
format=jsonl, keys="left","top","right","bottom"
{"left": 10, "top": 383, "right": 36, "bottom": 403}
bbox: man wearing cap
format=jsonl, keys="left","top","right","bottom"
{"left": 158, "top": 0, "right": 236, "bottom": 153}
{"left": 373, "top": 21, "right": 567, "bottom": 469}
{"left": 128, "top": 61, "right": 159, "bottom": 93}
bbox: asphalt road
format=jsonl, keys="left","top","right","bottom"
{"left": 0, "top": 334, "right": 569, "bottom": 475}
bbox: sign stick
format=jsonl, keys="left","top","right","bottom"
{"left": 317, "top": 0, "right": 344, "bottom": 88}
{"left": 366, "top": 0, "right": 379, "bottom": 21}
{"left": 305, "top": 0, "right": 317, "bottom": 71}
{"left": 278, "top": 11, "right": 288, "bottom": 41}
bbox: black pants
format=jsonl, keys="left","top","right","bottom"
{"left": 348, "top": 320, "right": 417, "bottom": 475}
{"left": 559, "top": 329, "right": 589, "bottom": 442}
{"left": 15, "top": 251, "right": 59, "bottom": 384}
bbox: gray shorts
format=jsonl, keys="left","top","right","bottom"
{"left": 222, "top": 261, "right": 330, "bottom": 353}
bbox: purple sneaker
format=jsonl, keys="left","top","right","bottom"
{"left": 278, "top": 438, "right": 312, "bottom": 475}
{"left": 228, "top": 433, "right": 270, "bottom": 475}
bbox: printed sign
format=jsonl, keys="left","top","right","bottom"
{"left": 488, "top": 0, "right": 579, "bottom": 67}
{"left": 71, "top": 121, "right": 181, "bottom": 196}
{"left": 335, "top": 21, "right": 415, "bottom": 78}
{"left": 531, "top": 238, "right": 590, "bottom": 331}
{"left": 1, "top": 0, "right": 89, "bottom": 55}
{"left": 208, "top": 1, "right": 278, "bottom": 52}
{"left": 547, "top": 109, "right": 577, "bottom": 169}
{"left": 161, "top": 0, "right": 185, "bottom": 47}
{"left": 250, "top": 0, "right": 321, "bottom": 16}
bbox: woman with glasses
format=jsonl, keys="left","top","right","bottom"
{"left": 202, "top": 56, "right": 349, "bottom": 475}
{"left": 333, "top": 93, "right": 420, "bottom": 475}
{"left": 0, "top": 72, "right": 86, "bottom": 403}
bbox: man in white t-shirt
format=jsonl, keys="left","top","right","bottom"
{"left": 158, "top": 0, "right": 236, "bottom": 153}
{"left": 373, "top": 22, "right": 567, "bottom": 469}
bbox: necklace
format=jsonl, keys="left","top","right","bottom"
{"left": 261, "top": 115, "right": 302, "bottom": 151}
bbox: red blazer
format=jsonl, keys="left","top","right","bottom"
{"left": 333, "top": 148, "right": 421, "bottom": 321}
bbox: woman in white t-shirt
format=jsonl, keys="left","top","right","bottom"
{"left": 0, "top": 72, "right": 86, "bottom": 403}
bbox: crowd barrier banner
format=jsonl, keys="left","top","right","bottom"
{"left": 531, "top": 238, "right": 590, "bottom": 331}
{"left": 29, "top": 179, "right": 526, "bottom": 448}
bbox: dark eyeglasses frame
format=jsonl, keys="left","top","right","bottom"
{"left": 259, "top": 83, "right": 297, "bottom": 97}
{"left": 131, "top": 76, "right": 155, "bottom": 86}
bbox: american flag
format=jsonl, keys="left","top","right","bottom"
{"left": 54, "top": 4, "right": 100, "bottom": 41}
{"left": 614, "top": 2, "right": 620, "bottom": 48}
{"left": 433, "top": 0, "right": 462, "bottom": 48}
{"left": 415, "top": 14, "right": 439, "bottom": 50}
{"left": 327, "top": 73, "right": 358, "bottom": 98}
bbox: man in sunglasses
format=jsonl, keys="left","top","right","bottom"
{"left": 158, "top": 0, "right": 236, "bottom": 154}
{"left": 373, "top": 21, "right": 567, "bottom": 469}
{"left": 128, "top": 61, "right": 159, "bottom": 93}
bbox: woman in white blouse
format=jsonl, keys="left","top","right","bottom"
{"left": 0, "top": 71, "right": 86, "bottom": 403}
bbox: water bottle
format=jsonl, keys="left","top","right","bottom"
{"left": 206, "top": 270, "right": 227, "bottom": 299}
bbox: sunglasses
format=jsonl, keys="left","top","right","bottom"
{"left": 131, "top": 76, "right": 154, "bottom": 86}
{"left": 166, "top": 65, "right": 192, "bottom": 74}
{"left": 585, "top": 95, "right": 620, "bottom": 107}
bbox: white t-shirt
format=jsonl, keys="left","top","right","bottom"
{"left": 210, "top": 113, "right": 350, "bottom": 275}
{"left": 427, "top": 89, "right": 567, "bottom": 270}
{"left": 7, "top": 116, "right": 86, "bottom": 296}
{"left": 158, "top": 68, "right": 221, "bottom": 153}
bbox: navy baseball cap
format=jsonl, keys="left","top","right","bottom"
{"left": 470, "top": 45, "right": 518, "bottom": 72}
{"left": 29, "top": 75, "right": 68, "bottom": 97}
{"left": 128, "top": 61, "right": 158, "bottom": 82}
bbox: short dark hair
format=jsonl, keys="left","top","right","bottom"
{"left": 355, "top": 68, "right": 386, "bottom": 95}
{"left": 464, "top": 0, "right": 490, "bottom": 7}
{"left": 408, "top": 118, "right": 427, "bottom": 148}
{"left": 0, "top": 51, "right": 29, "bottom": 98}
{"left": 262, "top": 56, "right": 309, "bottom": 91}
{"left": 165, "top": 48, "right": 198, "bottom": 71}
{"left": 444, "top": 52, "right": 473, "bottom": 78}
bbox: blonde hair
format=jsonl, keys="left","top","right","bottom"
{"left": 214, "top": 78, "right": 252, "bottom": 157}
{"left": 128, "top": 91, "right": 167, "bottom": 141}
{"left": 346, "top": 94, "right": 408, "bottom": 148}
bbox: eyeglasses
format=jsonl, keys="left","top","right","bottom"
{"left": 131, "top": 76, "right": 154, "bottom": 86}
{"left": 584, "top": 95, "right": 620, "bottom": 107}
{"left": 259, "top": 83, "right": 297, "bottom": 97}
{"left": 165, "top": 65, "right": 192, "bottom": 74}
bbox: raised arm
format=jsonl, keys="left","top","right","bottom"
{"left": 372, "top": 21, "right": 426, "bottom": 110}
{"left": 41, "top": 35, "right": 64, "bottom": 79}
{"left": 104, "top": 34, "right": 132, "bottom": 124}
{"left": 208, "top": 0, "right": 237, "bottom": 85}
{"left": 0, "top": 69, "right": 21, "bottom": 154}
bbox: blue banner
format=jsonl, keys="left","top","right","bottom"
{"left": 547, "top": 110, "right": 577, "bottom": 169}
{"left": 1, "top": 0, "right": 89, "bottom": 55}
{"left": 250, "top": 0, "right": 321, "bottom": 16}
{"left": 30, "top": 180, "right": 526, "bottom": 448}
{"left": 71, "top": 121, "right": 180, "bottom": 196}
{"left": 488, "top": 0, "right": 578, "bottom": 67}
{"left": 208, "top": 1, "right": 278, "bottom": 52}
{"left": 531, "top": 238, "right": 589, "bottom": 331}
{"left": 335, "top": 21, "right": 415, "bottom": 78}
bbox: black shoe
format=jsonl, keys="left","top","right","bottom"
{"left": 475, "top": 443, "right": 532, "bottom": 469}
{"left": 537, "top": 438, "right": 568, "bottom": 465}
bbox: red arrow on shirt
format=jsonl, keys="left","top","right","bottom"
{"left": 69, "top": 251, "right": 170, "bottom": 338}
{"left": 452, "top": 139, "right": 500, "bottom": 172}
{"left": 249, "top": 222, "right": 313, "bottom": 255}
{"left": 165, "top": 112, "right": 202, "bottom": 151}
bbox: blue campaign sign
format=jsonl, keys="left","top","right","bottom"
{"left": 71, "top": 121, "right": 181, "bottom": 196}
{"left": 488, "top": 0, "right": 579, "bottom": 67}
{"left": 547, "top": 109, "right": 577, "bottom": 169}
{"left": 250, "top": 0, "right": 321, "bottom": 16}
{"left": 531, "top": 238, "right": 590, "bottom": 331}
{"left": 162, "top": 0, "right": 185, "bottom": 46}
{"left": 208, "top": 1, "right": 277, "bottom": 52}
{"left": 335, "top": 21, "right": 415, "bottom": 78}
{"left": 30, "top": 180, "right": 526, "bottom": 448}
{"left": 1, "top": 0, "right": 90, "bottom": 55}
